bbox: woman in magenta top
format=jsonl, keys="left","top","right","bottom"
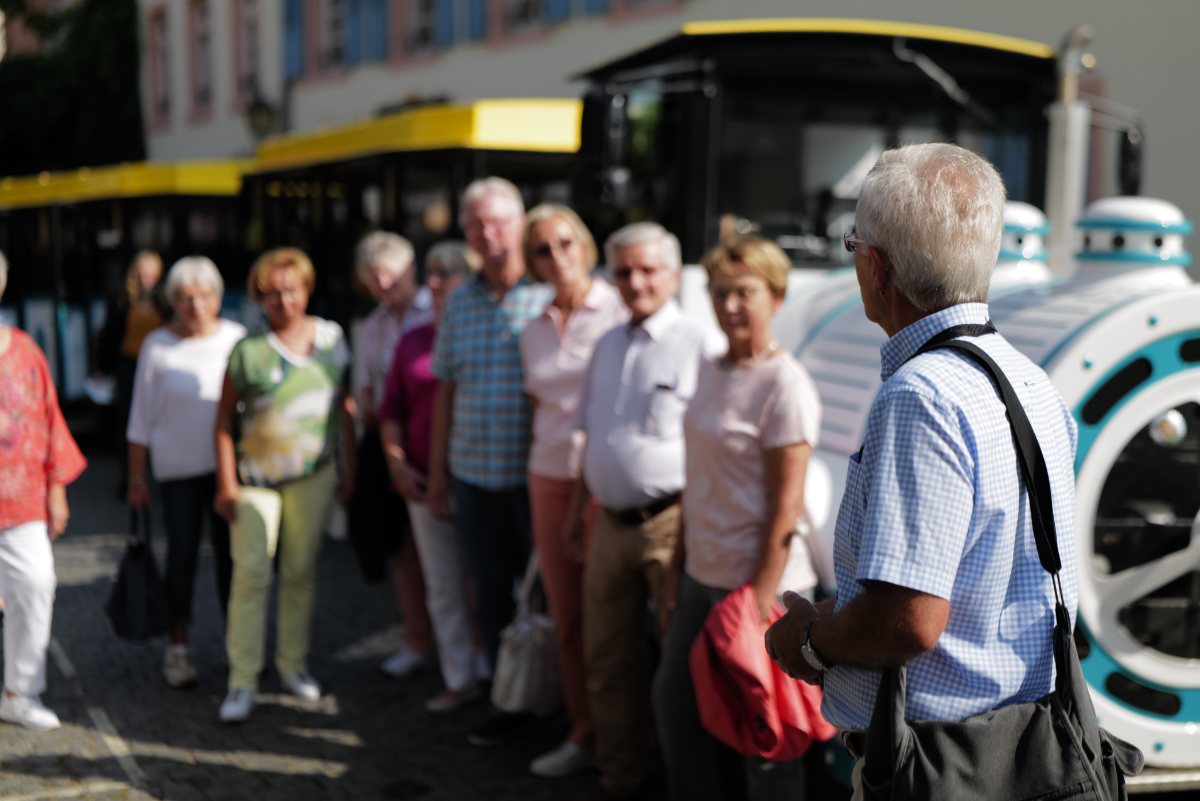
{"left": 0, "top": 250, "right": 87, "bottom": 732}
{"left": 379, "top": 241, "right": 485, "bottom": 714}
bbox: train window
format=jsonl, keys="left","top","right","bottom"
{"left": 1095, "top": 401, "right": 1200, "bottom": 661}
{"left": 1105, "top": 673, "right": 1183, "bottom": 716}
{"left": 1180, "top": 338, "right": 1200, "bottom": 363}
{"left": 1081, "top": 357, "right": 1152, "bottom": 425}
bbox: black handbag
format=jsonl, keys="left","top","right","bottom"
{"left": 346, "top": 432, "right": 408, "bottom": 584}
{"left": 104, "top": 510, "right": 171, "bottom": 640}
{"left": 861, "top": 325, "right": 1144, "bottom": 801}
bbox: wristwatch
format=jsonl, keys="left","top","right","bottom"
{"left": 801, "top": 619, "right": 827, "bottom": 672}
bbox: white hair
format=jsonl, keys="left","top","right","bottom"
{"left": 604, "top": 222, "right": 682, "bottom": 273}
{"left": 855, "top": 143, "right": 1005, "bottom": 312}
{"left": 459, "top": 176, "right": 525, "bottom": 227}
{"left": 0, "top": 249, "right": 7, "bottom": 301}
{"left": 425, "top": 240, "right": 479, "bottom": 278}
{"left": 355, "top": 231, "right": 414, "bottom": 281}
{"left": 164, "top": 256, "right": 224, "bottom": 305}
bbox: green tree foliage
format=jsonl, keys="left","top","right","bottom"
{"left": 0, "top": 0, "right": 145, "bottom": 177}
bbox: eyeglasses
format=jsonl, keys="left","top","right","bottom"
{"left": 843, "top": 230, "right": 868, "bottom": 254}
{"left": 533, "top": 238, "right": 576, "bottom": 258}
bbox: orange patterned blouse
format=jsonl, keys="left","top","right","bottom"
{"left": 0, "top": 328, "right": 87, "bottom": 529}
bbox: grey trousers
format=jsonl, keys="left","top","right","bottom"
{"left": 652, "top": 574, "right": 807, "bottom": 801}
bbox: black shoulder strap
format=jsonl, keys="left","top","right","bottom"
{"left": 910, "top": 326, "right": 1063, "bottom": 579}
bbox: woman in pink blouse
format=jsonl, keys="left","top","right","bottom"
{"left": 519, "top": 205, "right": 629, "bottom": 778}
{"left": 0, "top": 250, "right": 87, "bottom": 732}
{"left": 379, "top": 242, "right": 486, "bottom": 715}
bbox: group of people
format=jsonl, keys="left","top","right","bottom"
{"left": 0, "top": 142, "right": 1086, "bottom": 801}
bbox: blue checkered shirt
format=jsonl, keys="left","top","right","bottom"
{"left": 432, "top": 273, "right": 553, "bottom": 490}
{"left": 821, "top": 303, "right": 1079, "bottom": 731}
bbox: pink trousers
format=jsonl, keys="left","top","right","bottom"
{"left": 391, "top": 532, "right": 433, "bottom": 655}
{"left": 529, "top": 473, "right": 599, "bottom": 747}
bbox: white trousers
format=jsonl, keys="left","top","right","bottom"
{"left": 0, "top": 522, "right": 57, "bottom": 696}
{"left": 405, "top": 501, "right": 475, "bottom": 692}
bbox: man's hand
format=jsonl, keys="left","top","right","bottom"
{"left": 765, "top": 591, "right": 825, "bottom": 685}
{"left": 127, "top": 479, "right": 152, "bottom": 512}
{"left": 46, "top": 483, "right": 69, "bottom": 540}
{"left": 561, "top": 510, "right": 587, "bottom": 563}
{"left": 214, "top": 483, "right": 240, "bottom": 524}
{"left": 427, "top": 470, "right": 453, "bottom": 521}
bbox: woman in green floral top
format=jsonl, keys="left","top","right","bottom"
{"left": 213, "top": 247, "right": 356, "bottom": 723}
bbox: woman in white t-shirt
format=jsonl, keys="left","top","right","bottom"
{"left": 127, "top": 257, "right": 246, "bottom": 690}
{"left": 654, "top": 237, "right": 822, "bottom": 801}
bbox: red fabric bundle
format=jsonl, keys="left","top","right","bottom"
{"left": 689, "top": 583, "right": 837, "bottom": 762}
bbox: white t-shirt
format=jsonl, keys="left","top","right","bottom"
{"left": 682, "top": 351, "right": 822, "bottom": 590}
{"left": 126, "top": 319, "right": 247, "bottom": 481}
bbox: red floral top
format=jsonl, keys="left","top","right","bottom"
{"left": 0, "top": 328, "right": 87, "bottom": 529}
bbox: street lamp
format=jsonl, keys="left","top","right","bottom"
{"left": 246, "top": 92, "right": 278, "bottom": 140}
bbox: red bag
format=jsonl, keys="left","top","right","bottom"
{"left": 689, "top": 583, "right": 837, "bottom": 762}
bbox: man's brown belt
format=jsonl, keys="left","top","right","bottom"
{"left": 605, "top": 493, "right": 681, "bottom": 528}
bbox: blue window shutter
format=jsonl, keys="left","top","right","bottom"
{"left": 545, "top": 0, "right": 570, "bottom": 21}
{"left": 284, "top": 0, "right": 305, "bottom": 78}
{"left": 371, "top": 0, "right": 388, "bottom": 59}
{"left": 467, "top": 0, "right": 487, "bottom": 39}
{"left": 345, "top": 0, "right": 362, "bottom": 65}
{"left": 584, "top": 0, "right": 607, "bottom": 12}
{"left": 434, "top": 0, "right": 454, "bottom": 46}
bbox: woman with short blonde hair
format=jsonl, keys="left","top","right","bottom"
{"left": 213, "top": 247, "right": 356, "bottom": 723}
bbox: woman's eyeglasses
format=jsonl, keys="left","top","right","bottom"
{"left": 533, "top": 239, "right": 576, "bottom": 258}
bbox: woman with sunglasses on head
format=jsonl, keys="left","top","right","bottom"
{"left": 518, "top": 204, "right": 628, "bottom": 778}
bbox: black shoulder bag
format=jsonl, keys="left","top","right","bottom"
{"left": 105, "top": 510, "right": 171, "bottom": 641}
{"left": 861, "top": 323, "right": 1144, "bottom": 801}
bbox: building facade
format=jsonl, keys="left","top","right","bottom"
{"left": 138, "top": 0, "right": 1200, "bottom": 223}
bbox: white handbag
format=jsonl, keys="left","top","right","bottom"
{"left": 490, "top": 551, "right": 562, "bottom": 715}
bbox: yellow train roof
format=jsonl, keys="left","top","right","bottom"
{"left": 680, "top": 19, "right": 1054, "bottom": 58}
{"left": 578, "top": 18, "right": 1054, "bottom": 79}
{"left": 254, "top": 98, "right": 583, "bottom": 173}
{"left": 0, "top": 160, "right": 249, "bottom": 211}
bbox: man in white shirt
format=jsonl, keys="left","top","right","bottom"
{"left": 565, "top": 223, "right": 722, "bottom": 801}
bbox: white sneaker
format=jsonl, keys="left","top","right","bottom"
{"left": 162, "top": 644, "right": 198, "bottom": 688}
{"left": 530, "top": 740, "right": 595, "bottom": 778}
{"left": 380, "top": 648, "right": 432, "bottom": 679}
{"left": 219, "top": 688, "right": 255, "bottom": 723}
{"left": 281, "top": 670, "right": 321, "bottom": 702}
{"left": 0, "top": 694, "right": 60, "bottom": 732}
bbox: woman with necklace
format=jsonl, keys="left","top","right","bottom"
{"left": 212, "top": 248, "right": 356, "bottom": 723}
{"left": 519, "top": 204, "right": 628, "bottom": 778}
{"left": 654, "top": 237, "right": 823, "bottom": 800}
{"left": 126, "top": 257, "right": 245, "bottom": 689}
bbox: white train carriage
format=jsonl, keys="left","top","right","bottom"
{"left": 770, "top": 196, "right": 1199, "bottom": 767}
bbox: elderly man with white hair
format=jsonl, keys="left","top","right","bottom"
{"left": 765, "top": 143, "right": 1079, "bottom": 799}
{"left": 564, "top": 222, "right": 722, "bottom": 801}
{"left": 127, "top": 256, "right": 246, "bottom": 689}
{"left": 427, "top": 177, "right": 554, "bottom": 746}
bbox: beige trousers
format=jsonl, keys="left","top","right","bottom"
{"left": 226, "top": 463, "right": 337, "bottom": 690}
{"left": 583, "top": 504, "right": 680, "bottom": 798}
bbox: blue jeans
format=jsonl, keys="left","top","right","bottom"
{"left": 450, "top": 477, "right": 531, "bottom": 671}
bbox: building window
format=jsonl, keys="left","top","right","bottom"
{"left": 148, "top": 7, "right": 171, "bottom": 125}
{"left": 322, "top": 0, "right": 347, "bottom": 67}
{"left": 236, "top": 0, "right": 261, "bottom": 103}
{"left": 189, "top": 0, "right": 213, "bottom": 114}
{"left": 406, "top": 0, "right": 435, "bottom": 52}
{"left": 284, "top": 0, "right": 305, "bottom": 78}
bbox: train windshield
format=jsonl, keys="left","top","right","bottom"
{"left": 580, "top": 28, "right": 1055, "bottom": 263}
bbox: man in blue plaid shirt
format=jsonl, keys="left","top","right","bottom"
{"left": 427, "top": 177, "right": 554, "bottom": 746}
{"left": 766, "top": 144, "right": 1079, "bottom": 799}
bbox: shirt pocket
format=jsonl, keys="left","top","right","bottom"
{"left": 644, "top": 383, "right": 688, "bottom": 440}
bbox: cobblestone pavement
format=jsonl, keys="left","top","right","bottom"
{"left": 1, "top": 450, "right": 602, "bottom": 801}
{"left": 6, "top": 447, "right": 1190, "bottom": 801}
